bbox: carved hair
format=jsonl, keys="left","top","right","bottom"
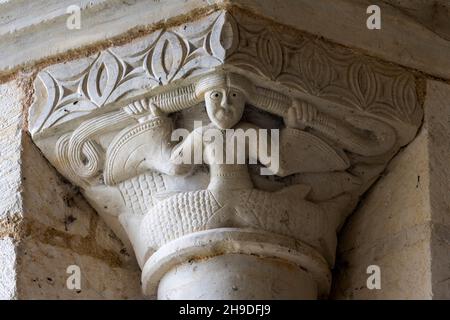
{"left": 148, "top": 83, "right": 200, "bottom": 113}
{"left": 145, "top": 72, "right": 259, "bottom": 114}
{"left": 249, "top": 87, "right": 291, "bottom": 117}
{"left": 60, "top": 72, "right": 291, "bottom": 179}
{"left": 58, "top": 71, "right": 396, "bottom": 180}
{"left": 195, "top": 72, "right": 254, "bottom": 98}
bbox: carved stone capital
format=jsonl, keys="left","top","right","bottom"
{"left": 29, "top": 9, "right": 422, "bottom": 299}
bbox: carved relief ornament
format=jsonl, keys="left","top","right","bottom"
{"left": 29, "top": 10, "right": 423, "bottom": 300}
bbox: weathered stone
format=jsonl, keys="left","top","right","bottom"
{"left": 424, "top": 81, "right": 450, "bottom": 299}
{"left": 0, "top": 77, "right": 144, "bottom": 300}
{"left": 333, "top": 224, "right": 433, "bottom": 299}
{"left": 16, "top": 240, "right": 142, "bottom": 299}
{"left": 1, "top": 1, "right": 450, "bottom": 301}
{"left": 22, "top": 135, "right": 92, "bottom": 237}
{"left": 382, "top": 0, "right": 450, "bottom": 41}
{"left": 27, "top": 8, "right": 423, "bottom": 300}
{"left": 1, "top": 0, "right": 450, "bottom": 80}
{"left": 0, "top": 0, "right": 222, "bottom": 76}
{"left": 0, "top": 80, "right": 24, "bottom": 224}
{"left": 0, "top": 238, "right": 16, "bottom": 299}
{"left": 332, "top": 80, "right": 450, "bottom": 300}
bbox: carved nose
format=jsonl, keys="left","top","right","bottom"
{"left": 220, "top": 97, "right": 229, "bottom": 109}
{"left": 221, "top": 103, "right": 233, "bottom": 111}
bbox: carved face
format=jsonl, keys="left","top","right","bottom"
{"left": 204, "top": 87, "right": 246, "bottom": 129}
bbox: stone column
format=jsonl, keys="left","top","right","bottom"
{"left": 144, "top": 229, "right": 327, "bottom": 299}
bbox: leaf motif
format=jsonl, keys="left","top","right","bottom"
{"left": 44, "top": 100, "right": 98, "bottom": 129}
{"left": 106, "top": 73, "right": 159, "bottom": 104}
{"left": 392, "top": 73, "right": 420, "bottom": 124}
{"left": 298, "top": 42, "right": 332, "bottom": 95}
{"left": 348, "top": 61, "right": 378, "bottom": 109}
{"left": 257, "top": 31, "right": 283, "bottom": 79}
{"left": 87, "top": 51, "right": 122, "bottom": 107}
{"left": 227, "top": 53, "right": 269, "bottom": 79}
{"left": 173, "top": 53, "right": 221, "bottom": 81}
{"left": 31, "top": 72, "right": 60, "bottom": 134}
{"left": 151, "top": 32, "right": 186, "bottom": 85}
{"left": 209, "top": 12, "right": 239, "bottom": 61}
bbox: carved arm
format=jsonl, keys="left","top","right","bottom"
{"left": 248, "top": 87, "right": 396, "bottom": 157}
{"left": 284, "top": 101, "right": 397, "bottom": 156}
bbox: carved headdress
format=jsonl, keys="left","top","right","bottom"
{"left": 194, "top": 72, "right": 254, "bottom": 98}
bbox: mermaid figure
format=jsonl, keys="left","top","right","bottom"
{"left": 101, "top": 71, "right": 396, "bottom": 265}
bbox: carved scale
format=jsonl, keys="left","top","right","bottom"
{"left": 29, "top": 10, "right": 422, "bottom": 299}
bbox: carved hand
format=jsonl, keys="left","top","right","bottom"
{"left": 284, "top": 100, "right": 318, "bottom": 129}
{"left": 123, "top": 99, "right": 164, "bottom": 123}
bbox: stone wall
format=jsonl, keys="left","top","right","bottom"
{"left": 0, "top": 80, "right": 25, "bottom": 299}
{"left": 332, "top": 125, "right": 433, "bottom": 299}
{"left": 332, "top": 80, "right": 450, "bottom": 299}
{"left": 0, "top": 79, "right": 144, "bottom": 299}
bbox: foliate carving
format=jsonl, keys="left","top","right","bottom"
{"left": 29, "top": 8, "right": 424, "bottom": 300}
{"left": 30, "top": 12, "right": 228, "bottom": 135}
{"left": 228, "top": 17, "right": 422, "bottom": 130}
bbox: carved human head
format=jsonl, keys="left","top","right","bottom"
{"left": 196, "top": 73, "right": 253, "bottom": 129}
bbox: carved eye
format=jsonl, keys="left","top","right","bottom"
{"left": 230, "top": 90, "right": 240, "bottom": 98}
{"left": 210, "top": 91, "right": 222, "bottom": 100}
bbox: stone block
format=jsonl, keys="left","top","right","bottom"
{"left": 0, "top": 238, "right": 16, "bottom": 300}
{"left": 333, "top": 80, "right": 450, "bottom": 299}
{"left": 0, "top": 80, "right": 24, "bottom": 222}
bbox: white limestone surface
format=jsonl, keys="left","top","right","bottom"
{"left": 0, "top": 238, "right": 16, "bottom": 300}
